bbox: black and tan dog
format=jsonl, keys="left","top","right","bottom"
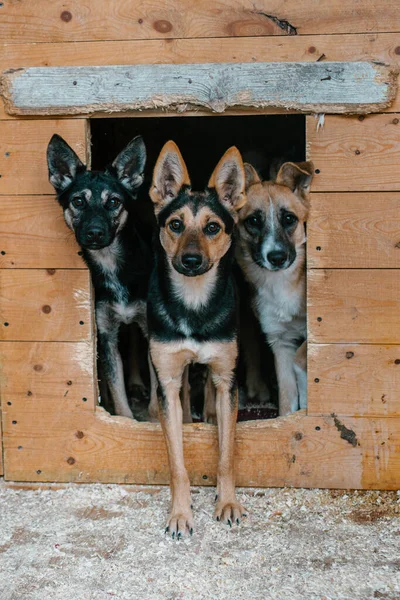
{"left": 148, "top": 141, "right": 247, "bottom": 537}
{"left": 236, "top": 160, "right": 313, "bottom": 416}
{"left": 47, "top": 134, "right": 154, "bottom": 419}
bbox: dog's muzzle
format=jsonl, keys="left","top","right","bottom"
{"left": 173, "top": 253, "right": 210, "bottom": 277}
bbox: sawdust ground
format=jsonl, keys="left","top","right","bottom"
{"left": 0, "top": 480, "right": 399, "bottom": 600}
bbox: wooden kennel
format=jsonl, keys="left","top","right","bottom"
{"left": 1, "top": 1, "right": 400, "bottom": 489}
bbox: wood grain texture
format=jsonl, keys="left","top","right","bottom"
{"left": 2, "top": 406, "right": 400, "bottom": 489}
{"left": 0, "top": 120, "right": 86, "bottom": 195}
{"left": 2, "top": 33, "right": 400, "bottom": 118}
{"left": 2, "top": 34, "right": 400, "bottom": 70}
{"left": 0, "top": 196, "right": 84, "bottom": 269}
{"left": 308, "top": 192, "right": 400, "bottom": 268}
{"left": 308, "top": 344, "right": 400, "bottom": 417}
{"left": 308, "top": 270, "right": 400, "bottom": 344}
{"left": 0, "top": 1, "right": 399, "bottom": 43}
{"left": 0, "top": 342, "right": 96, "bottom": 412}
{"left": 2, "top": 62, "right": 396, "bottom": 117}
{"left": 307, "top": 114, "right": 400, "bottom": 192}
{"left": 0, "top": 269, "right": 92, "bottom": 342}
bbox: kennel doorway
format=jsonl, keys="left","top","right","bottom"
{"left": 90, "top": 114, "right": 306, "bottom": 422}
{"left": 1, "top": 56, "right": 399, "bottom": 488}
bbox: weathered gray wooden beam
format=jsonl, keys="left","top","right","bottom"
{"left": 1, "top": 62, "right": 397, "bottom": 116}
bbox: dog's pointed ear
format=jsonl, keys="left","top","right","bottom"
{"left": 47, "top": 134, "right": 85, "bottom": 193}
{"left": 150, "top": 141, "right": 190, "bottom": 209}
{"left": 276, "top": 161, "right": 314, "bottom": 200}
{"left": 208, "top": 147, "right": 246, "bottom": 213}
{"left": 244, "top": 163, "right": 261, "bottom": 190}
{"left": 111, "top": 135, "right": 146, "bottom": 193}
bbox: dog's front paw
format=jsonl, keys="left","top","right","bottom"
{"left": 165, "top": 509, "right": 194, "bottom": 539}
{"left": 214, "top": 500, "right": 247, "bottom": 526}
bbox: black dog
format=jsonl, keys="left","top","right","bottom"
{"left": 47, "top": 134, "right": 154, "bottom": 419}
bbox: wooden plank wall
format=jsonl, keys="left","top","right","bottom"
{"left": 1, "top": 0, "right": 400, "bottom": 487}
{"left": 0, "top": 118, "right": 96, "bottom": 480}
{"left": 307, "top": 113, "right": 400, "bottom": 419}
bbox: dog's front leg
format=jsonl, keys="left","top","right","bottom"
{"left": 127, "top": 323, "right": 147, "bottom": 403}
{"left": 294, "top": 340, "right": 307, "bottom": 410}
{"left": 151, "top": 345, "right": 193, "bottom": 537}
{"left": 203, "top": 368, "right": 217, "bottom": 424}
{"left": 209, "top": 347, "right": 247, "bottom": 526}
{"left": 97, "top": 328, "right": 134, "bottom": 420}
{"left": 272, "top": 343, "right": 298, "bottom": 416}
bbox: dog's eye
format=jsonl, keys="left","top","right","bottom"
{"left": 106, "top": 197, "right": 121, "bottom": 210}
{"left": 205, "top": 222, "right": 221, "bottom": 235}
{"left": 169, "top": 219, "right": 184, "bottom": 233}
{"left": 282, "top": 212, "right": 298, "bottom": 227}
{"left": 72, "top": 197, "right": 84, "bottom": 208}
{"left": 246, "top": 214, "right": 262, "bottom": 228}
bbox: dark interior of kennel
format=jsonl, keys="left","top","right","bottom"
{"left": 90, "top": 115, "right": 306, "bottom": 421}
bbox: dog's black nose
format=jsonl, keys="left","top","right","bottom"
{"left": 267, "top": 250, "right": 287, "bottom": 268}
{"left": 181, "top": 254, "right": 202, "bottom": 270}
{"left": 86, "top": 228, "right": 105, "bottom": 243}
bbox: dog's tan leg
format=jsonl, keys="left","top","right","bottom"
{"left": 209, "top": 344, "right": 246, "bottom": 525}
{"left": 127, "top": 323, "right": 147, "bottom": 401}
{"left": 203, "top": 368, "right": 217, "bottom": 424}
{"left": 151, "top": 343, "right": 193, "bottom": 537}
{"left": 294, "top": 340, "right": 307, "bottom": 410}
{"left": 148, "top": 355, "right": 159, "bottom": 422}
{"left": 273, "top": 343, "right": 298, "bottom": 416}
{"left": 180, "top": 365, "right": 192, "bottom": 424}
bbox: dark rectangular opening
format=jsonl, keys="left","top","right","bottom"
{"left": 90, "top": 114, "right": 306, "bottom": 422}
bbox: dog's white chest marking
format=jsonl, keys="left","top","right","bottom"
{"left": 96, "top": 299, "right": 147, "bottom": 334}
{"left": 252, "top": 260, "right": 307, "bottom": 345}
{"left": 113, "top": 301, "right": 146, "bottom": 325}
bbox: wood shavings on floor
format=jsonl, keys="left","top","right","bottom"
{"left": 0, "top": 480, "right": 399, "bottom": 600}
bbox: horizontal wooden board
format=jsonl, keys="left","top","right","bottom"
{"left": 308, "top": 344, "right": 400, "bottom": 416}
{"left": 0, "top": 1, "right": 399, "bottom": 43}
{"left": 0, "top": 120, "right": 86, "bottom": 195}
{"left": 2, "top": 406, "right": 400, "bottom": 489}
{"left": 308, "top": 270, "right": 400, "bottom": 344}
{"left": 2, "top": 33, "right": 400, "bottom": 119}
{"left": 308, "top": 192, "right": 400, "bottom": 268}
{"left": 0, "top": 196, "right": 84, "bottom": 268}
{"left": 0, "top": 269, "right": 92, "bottom": 342}
{"left": 2, "top": 62, "right": 396, "bottom": 116}
{"left": 307, "top": 114, "right": 400, "bottom": 192}
{"left": 0, "top": 342, "right": 96, "bottom": 412}
{"left": 2, "top": 34, "right": 400, "bottom": 71}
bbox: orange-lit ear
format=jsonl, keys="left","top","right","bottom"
{"left": 244, "top": 162, "right": 261, "bottom": 190}
{"left": 276, "top": 161, "right": 314, "bottom": 200}
{"left": 208, "top": 146, "right": 246, "bottom": 212}
{"left": 150, "top": 141, "right": 190, "bottom": 210}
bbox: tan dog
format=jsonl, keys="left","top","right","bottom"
{"left": 236, "top": 161, "right": 314, "bottom": 416}
{"left": 147, "top": 141, "right": 247, "bottom": 537}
